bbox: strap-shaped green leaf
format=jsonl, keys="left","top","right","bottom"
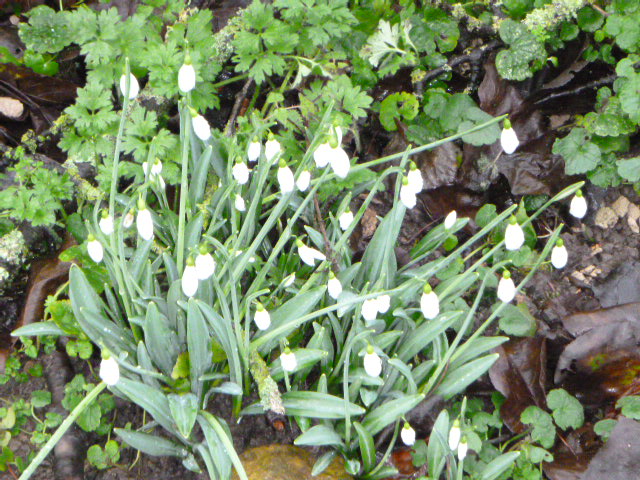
{"left": 396, "top": 311, "right": 461, "bottom": 361}
{"left": 115, "top": 378, "right": 174, "bottom": 434}
{"left": 114, "top": 428, "right": 186, "bottom": 458}
{"left": 294, "top": 424, "right": 344, "bottom": 447}
{"left": 361, "top": 394, "right": 424, "bottom": 436}
{"left": 435, "top": 353, "right": 499, "bottom": 399}
{"left": 353, "top": 421, "right": 375, "bottom": 472}
{"left": 143, "top": 301, "right": 179, "bottom": 376}
{"left": 481, "top": 451, "right": 520, "bottom": 480}
{"left": 187, "top": 299, "right": 212, "bottom": 402}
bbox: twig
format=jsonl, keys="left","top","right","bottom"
{"left": 225, "top": 78, "right": 254, "bottom": 137}
{"left": 313, "top": 194, "right": 338, "bottom": 271}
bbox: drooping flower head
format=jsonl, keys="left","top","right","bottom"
{"left": 339, "top": 210, "right": 354, "bottom": 231}
{"left": 277, "top": 159, "right": 295, "bottom": 193}
{"left": 296, "top": 170, "right": 311, "bottom": 192}
{"left": 504, "top": 216, "right": 524, "bottom": 251}
{"left": 99, "top": 354, "right": 120, "bottom": 386}
{"left": 232, "top": 160, "right": 250, "bottom": 185}
{"left": 444, "top": 210, "right": 457, "bottom": 230}
{"left": 407, "top": 161, "right": 423, "bottom": 194}
{"left": 551, "top": 238, "right": 568, "bottom": 269}
{"left": 265, "top": 133, "right": 281, "bottom": 162}
{"left": 182, "top": 256, "right": 199, "bottom": 297}
{"left": 119, "top": 72, "right": 139, "bottom": 100}
{"left": 500, "top": 118, "right": 519, "bottom": 154}
{"left": 448, "top": 419, "right": 461, "bottom": 450}
{"left": 364, "top": 345, "right": 382, "bottom": 377}
{"left": 401, "top": 422, "right": 416, "bottom": 446}
{"left": 190, "top": 109, "right": 211, "bottom": 141}
{"left": 178, "top": 52, "right": 196, "bottom": 93}
{"left": 280, "top": 348, "right": 297, "bottom": 372}
{"left": 99, "top": 210, "right": 114, "bottom": 236}
{"left": 136, "top": 199, "right": 154, "bottom": 241}
{"left": 327, "top": 272, "right": 343, "bottom": 300}
{"left": 254, "top": 302, "right": 271, "bottom": 330}
{"left": 569, "top": 189, "right": 587, "bottom": 219}
{"left": 497, "top": 270, "right": 516, "bottom": 303}
{"left": 87, "top": 234, "right": 104, "bottom": 263}
{"left": 400, "top": 176, "right": 417, "bottom": 209}
{"left": 247, "top": 138, "right": 261, "bottom": 162}
{"left": 296, "top": 238, "right": 326, "bottom": 267}
{"left": 420, "top": 283, "right": 440, "bottom": 319}
{"left": 195, "top": 245, "right": 216, "bottom": 280}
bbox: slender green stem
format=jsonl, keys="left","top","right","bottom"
{"left": 176, "top": 100, "right": 192, "bottom": 274}
{"left": 211, "top": 73, "right": 249, "bottom": 89}
{"left": 19, "top": 382, "right": 107, "bottom": 480}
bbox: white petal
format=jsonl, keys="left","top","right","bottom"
{"left": 401, "top": 425, "right": 416, "bottom": 446}
{"left": 178, "top": 63, "right": 196, "bottom": 93}
{"left": 448, "top": 423, "right": 461, "bottom": 450}
{"left": 195, "top": 253, "right": 216, "bottom": 280}
{"left": 339, "top": 211, "right": 354, "bottom": 231}
{"left": 362, "top": 299, "right": 378, "bottom": 322}
{"left": 123, "top": 212, "right": 134, "bottom": 229}
{"left": 254, "top": 309, "right": 271, "bottom": 330}
{"left": 99, "top": 356, "right": 120, "bottom": 386}
{"left": 233, "top": 162, "right": 250, "bottom": 185}
{"left": 296, "top": 171, "right": 311, "bottom": 191}
{"left": 420, "top": 291, "right": 440, "bottom": 319}
{"left": 192, "top": 114, "right": 211, "bottom": 141}
{"left": 500, "top": 127, "right": 519, "bottom": 154}
{"left": 136, "top": 209, "right": 154, "bottom": 241}
{"left": 329, "top": 147, "right": 350, "bottom": 179}
{"left": 265, "top": 139, "right": 281, "bottom": 161}
{"left": 497, "top": 277, "right": 516, "bottom": 303}
{"left": 87, "top": 239, "right": 104, "bottom": 263}
{"left": 278, "top": 166, "right": 295, "bottom": 193}
{"left": 99, "top": 216, "right": 114, "bottom": 235}
{"left": 504, "top": 223, "right": 524, "bottom": 251}
{"left": 235, "top": 194, "right": 246, "bottom": 212}
{"left": 444, "top": 210, "right": 457, "bottom": 230}
{"left": 328, "top": 277, "right": 343, "bottom": 300}
{"left": 247, "top": 141, "right": 261, "bottom": 162}
{"left": 376, "top": 295, "right": 390, "bottom": 314}
{"left": 150, "top": 160, "right": 163, "bottom": 176}
{"left": 457, "top": 440, "right": 468, "bottom": 461}
{"left": 364, "top": 351, "right": 382, "bottom": 377}
{"left": 298, "top": 245, "right": 325, "bottom": 266}
{"left": 551, "top": 245, "right": 568, "bottom": 269}
{"left": 407, "top": 168, "right": 423, "bottom": 194}
{"left": 280, "top": 351, "right": 297, "bottom": 372}
{"left": 313, "top": 143, "right": 332, "bottom": 168}
{"left": 182, "top": 265, "right": 199, "bottom": 297}
{"left": 400, "top": 185, "right": 417, "bottom": 209}
{"left": 569, "top": 195, "right": 587, "bottom": 219}
{"left": 119, "top": 73, "right": 139, "bottom": 100}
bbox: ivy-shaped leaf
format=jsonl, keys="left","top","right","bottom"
{"left": 552, "top": 128, "right": 601, "bottom": 175}
{"left": 546, "top": 389, "right": 584, "bottom": 431}
{"left": 379, "top": 92, "right": 419, "bottom": 131}
{"left": 496, "top": 20, "right": 547, "bottom": 81}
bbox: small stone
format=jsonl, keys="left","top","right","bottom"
{"left": 627, "top": 204, "right": 640, "bottom": 234}
{"left": 594, "top": 206, "right": 618, "bottom": 230}
{"left": 611, "top": 196, "right": 630, "bottom": 218}
{"left": 232, "top": 445, "right": 352, "bottom": 480}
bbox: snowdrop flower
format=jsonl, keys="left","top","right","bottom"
{"left": 497, "top": 270, "right": 516, "bottom": 303}
{"left": 420, "top": 284, "right": 440, "bottom": 319}
{"left": 407, "top": 162, "right": 423, "bottom": 194}
{"left": 500, "top": 119, "right": 519, "bottom": 154}
{"left": 178, "top": 55, "right": 196, "bottom": 93}
{"left": 362, "top": 298, "right": 379, "bottom": 322}
{"left": 280, "top": 348, "right": 297, "bottom": 372}
{"left": 400, "top": 177, "right": 417, "bottom": 209}
{"left": 247, "top": 139, "right": 261, "bottom": 162}
{"left": 143, "top": 158, "right": 163, "bottom": 177}
{"left": 569, "top": 190, "right": 587, "bottom": 219}
{"left": 551, "top": 238, "right": 568, "bottom": 269}
{"left": 401, "top": 422, "right": 416, "bottom": 446}
{"left": 327, "top": 272, "right": 342, "bottom": 300}
{"left": 254, "top": 303, "right": 271, "bottom": 330}
{"left": 136, "top": 206, "right": 154, "bottom": 241}
{"left": 232, "top": 161, "right": 250, "bottom": 185}
{"left": 195, "top": 246, "right": 216, "bottom": 280}
{"left": 182, "top": 258, "right": 199, "bottom": 297}
{"left": 265, "top": 134, "right": 281, "bottom": 162}
{"left": 99, "top": 211, "right": 114, "bottom": 235}
{"left": 99, "top": 355, "right": 120, "bottom": 386}
{"left": 376, "top": 294, "right": 390, "bottom": 314}
{"left": 296, "top": 170, "right": 311, "bottom": 191}
{"left": 123, "top": 209, "right": 134, "bottom": 229}
{"left": 363, "top": 345, "right": 382, "bottom": 377}
{"left": 296, "top": 239, "right": 326, "bottom": 267}
{"left": 504, "top": 217, "right": 524, "bottom": 251}
{"left": 87, "top": 235, "right": 104, "bottom": 263}
{"left": 444, "top": 210, "right": 457, "bottom": 230}
{"left": 119, "top": 72, "right": 139, "bottom": 100}
{"left": 329, "top": 146, "right": 350, "bottom": 179}
{"left": 339, "top": 210, "right": 354, "bottom": 231}
{"left": 192, "top": 113, "right": 211, "bottom": 141}
{"left": 313, "top": 142, "right": 332, "bottom": 168}
{"left": 235, "top": 194, "right": 246, "bottom": 212}
{"left": 277, "top": 160, "right": 295, "bottom": 193}
{"left": 448, "top": 419, "right": 461, "bottom": 450}
{"left": 457, "top": 437, "right": 468, "bottom": 461}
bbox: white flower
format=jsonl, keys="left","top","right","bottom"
{"left": 99, "top": 356, "right": 120, "bottom": 386}
{"left": 400, "top": 181, "right": 417, "bottom": 209}
{"left": 500, "top": 120, "right": 519, "bottom": 154}
{"left": 182, "top": 262, "right": 199, "bottom": 297}
{"left": 339, "top": 210, "right": 354, "bottom": 231}
{"left": 280, "top": 348, "right": 297, "bottom": 372}
{"left": 136, "top": 208, "right": 154, "bottom": 241}
{"left": 457, "top": 437, "right": 468, "bottom": 461}
{"left": 420, "top": 285, "right": 439, "bottom": 319}
{"left": 119, "top": 73, "right": 139, "bottom": 100}
{"left": 178, "top": 61, "right": 196, "bottom": 93}
{"left": 192, "top": 114, "right": 211, "bottom": 141}
{"left": 448, "top": 420, "right": 461, "bottom": 450}
{"left": 278, "top": 163, "right": 295, "bottom": 193}
{"left": 444, "top": 210, "right": 457, "bottom": 230}
{"left": 504, "top": 218, "right": 524, "bottom": 251}
{"left": 143, "top": 159, "right": 163, "bottom": 176}
{"left": 195, "top": 250, "right": 216, "bottom": 280}
{"left": 265, "top": 137, "right": 281, "bottom": 162}
{"left": 296, "top": 170, "right": 311, "bottom": 191}
{"left": 401, "top": 423, "right": 416, "bottom": 446}
{"left": 362, "top": 298, "right": 379, "bottom": 322}
{"left": 99, "top": 213, "right": 114, "bottom": 235}
{"left": 569, "top": 191, "right": 587, "bottom": 219}
{"left": 232, "top": 161, "right": 250, "bottom": 185}
{"left": 123, "top": 210, "right": 134, "bottom": 229}
{"left": 313, "top": 142, "right": 332, "bottom": 168}
{"left": 327, "top": 273, "right": 342, "bottom": 300}
{"left": 407, "top": 164, "right": 423, "bottom": 194}
{"left": 551, "top": 240, "right": 568, "bottom": 269}
{"left": 235, "top": 194, "right": 246, "bottom": 212}
{"left": 329, "top": 146, "right": 350, "bottom": 179}
{"left": 497, "top": 271, "right": 516, "bottom": 303}
{"left": 364, "top": 346, "right": 382, "bottom": 377}
{"left": 376, "top": 294, "right": 390, "bottom": 314}
{"left": 283, "top": 273, "right": 296, "bottom": 287}
{"left": 87, "top": 235, "right": 104, "bottom": 263}
{"left": 297, "top": 239, "right": 326, "bottom": 267}
{"left": 254, "top": 303, "right": 271, "bottom": 330}
{"left": 247, "top": 140, "right": 261, "bottom": 162}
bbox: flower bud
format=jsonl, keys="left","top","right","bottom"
{"left": 364, "top": 345, "right": 382, "bottom": 377}
{"left": 119, "top": 72, "right": 139, "bottom": 100}
{"left": 280, "top": 348, "right": 297, "bottom": 372}
{"left": 87, "top": 235, "right": 104, "bottom": 263}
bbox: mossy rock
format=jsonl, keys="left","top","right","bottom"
{"left": 232, "top": 445, "right": 352, "bottom": 480}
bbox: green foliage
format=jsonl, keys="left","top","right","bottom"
{"left": 616, "top": 395, "right": 640, "bottom": 420}
{"left": 496, "top": 20, "right": 547, "bottom": 81}
{"left": 61, "top": 375, "right": 115, "bottom": 434}
{"left": 87, "top": 440, "right": 121, "bottom": 469}
{"left": 379, "top": 92, "right": 419, "bottom": 131}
